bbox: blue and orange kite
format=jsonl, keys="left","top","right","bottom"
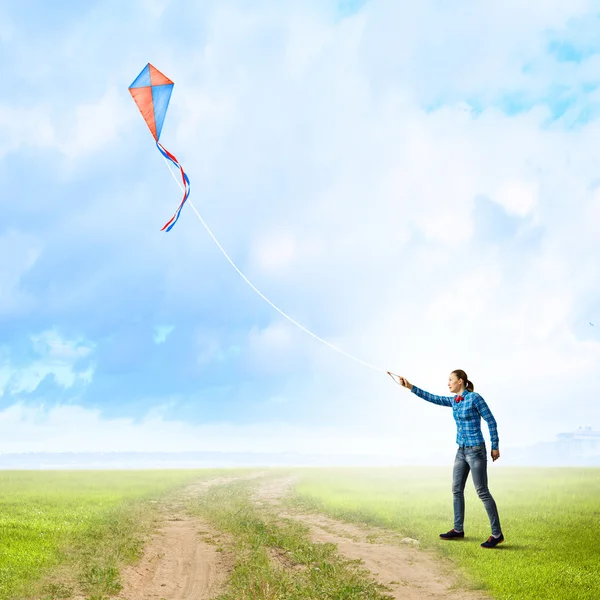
{"left": 129, "top": 63, "right": 190, "bottom": 232}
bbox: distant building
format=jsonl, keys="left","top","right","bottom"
{"left": 502, "top": 426, "right": 600, "bottom": 466}
{"left": 556, "top": 426, "right": 600, "bottom": 458}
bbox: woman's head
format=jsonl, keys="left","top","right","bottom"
{"left": 448, "top": 370, "right": 474, "bottom": 393}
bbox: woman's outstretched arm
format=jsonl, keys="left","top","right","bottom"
{"left": 396, "top": 376, "right": 454, "bottom": 407}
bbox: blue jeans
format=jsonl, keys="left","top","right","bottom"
{"left": 453, "top": 444, "right": 502, "bottom": 536}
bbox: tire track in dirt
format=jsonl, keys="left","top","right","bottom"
{"left": 117, "top": 474, "right": 263, "bottom": 600}
{"left": 256, "top": 477, "right": 490, "bottom": 600}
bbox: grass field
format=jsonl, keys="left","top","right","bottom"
{"left": 0, "top": 469, "right": 225, "bottom": 600}
{"left": 289, "top": 467, "right": 600, "bottom": 600}
{"left": 1, "top": 467, "right": 598, "bottom": 600}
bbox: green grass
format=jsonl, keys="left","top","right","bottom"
{"left": 4, "top": 467, "right": 597, "bottom": 599}
{"left": 0, "top": 469, "right": 230, "bottom": 600}
{"left": 289, "top": 467, "right": 600, "bottom": 600}
{"left": 188, "top": 478, "right": 395, "bottom": 600}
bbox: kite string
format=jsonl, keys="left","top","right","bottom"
{"left": 160, "top": 156, "right": 392, "bottom": 376}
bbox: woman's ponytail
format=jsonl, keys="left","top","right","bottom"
{"left": 452, "top": 370, "right": 474, "bottom": 392}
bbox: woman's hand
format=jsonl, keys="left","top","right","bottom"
{"left": 491, "top": 449, "right": 500, "bottom": 462}
{"left": 397, "top": 376, "right": 413, "bottom": 390}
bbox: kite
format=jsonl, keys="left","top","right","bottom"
{"left": 128, "top": 64, "right": 400, "bottom": 383}
{"left": 128, "top": 63, "right": 190, "bottom": 232}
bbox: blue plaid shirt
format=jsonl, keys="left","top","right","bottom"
{"left": 411, "top": 386, "right": 499, "bottom": 450}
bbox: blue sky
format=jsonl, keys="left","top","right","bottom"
{"left": 1, "top": 0, "right": 599, "bottom": 460}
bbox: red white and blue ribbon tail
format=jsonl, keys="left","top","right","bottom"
{"left": 156, "top": 141, "right": 191, "bottom": 232}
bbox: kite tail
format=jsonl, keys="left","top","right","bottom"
{"left": 156, "top": 141, "right": 191, "bottom": 232}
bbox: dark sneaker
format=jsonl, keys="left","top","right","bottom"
{"left": 481, "top": 534, "right": 504, "bottom": 548}
{"left": 439, "top": 529, "right": 465, "bottom": 540}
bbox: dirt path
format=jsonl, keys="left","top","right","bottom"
{"left": 256, "top": 477, "right": 490, "bottom": 600}
{"left": 116, "top": 516, "right": 228, "bottom": 600}
{"left": 116, "top": 476, "right": 250, "bottom": 600}
{"left": 115, "top": 473, "right": 489, "bottom": 600}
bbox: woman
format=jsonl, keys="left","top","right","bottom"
{"left": 396, "top": 369, "right": 504, "bottom": 548}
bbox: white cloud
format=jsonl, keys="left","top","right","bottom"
{"left": 0, "top": 329, "right": 94, "bottom": 395}
{"left": 0, "top": 106, "right": 55, "bottom": 159}
{"left": 0, "top": 88, "right": 132, "bottom": 164}
{"left": 31, "top": 329, "right": 93, "bottom": 360}
{"left": 58, "top": 87, "right": 131, "bottom": 160}
{"left": 283, "top": 11, "right": 336, "bottom": 79}
{"left": 0, "top": 401, "right": 456, "bottom": 460}
{"left": 242, "top": 321, "right": 303, "bottom": 376}
{"left": 0, "top": 230, "right": 41, "bottom": 315}
{"left": 136, "top": 0, "right": 171, "bottom": 20}
{"left": 494, "top": 180, "right": 539, "bottom": 218}
{"left": 249, "top": 321, "right": 294, "bottom": 351}
{"left": 251, "top": 231, "right": 297, "bottom": 270}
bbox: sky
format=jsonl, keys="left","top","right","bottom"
{"left": 1, "top": 0, "right": 599, "bottom": 464}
